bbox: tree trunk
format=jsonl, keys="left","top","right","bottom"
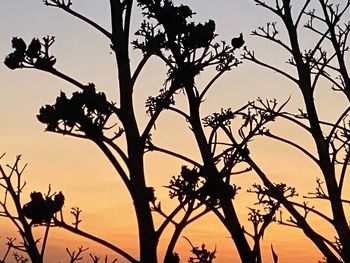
{"left": 110, "top": 2, "right": 158, "bottom": 261}
{"left": 23, "top": 226, "right": 43, "bottom": 263}
{"left": 186, "top": 88, "right": 254, "bottom": 263}
{"left": 282, "top": 7, "right": 350, "bottom": 261}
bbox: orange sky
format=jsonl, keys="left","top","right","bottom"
{"left": 0, "top": 1, "right": 348, "bottom": 262}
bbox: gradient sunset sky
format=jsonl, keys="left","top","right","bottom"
{"left": 0, "top": 1, "right": 348, "bottom": 262}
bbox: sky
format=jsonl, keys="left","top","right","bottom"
{"left": 0, "top": 0, "right": 348, "bottom": 262}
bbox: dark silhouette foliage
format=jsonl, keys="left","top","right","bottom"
{"left": 22, "top": 191, "right": 64, "bottom": 225}
{"left": 4, "top": 0, "right": 349, "bottom": 263}
{"left": 2, "top": 0, "right": 246, "bottom": 262}
{"left": 37, "top": 84, "right": 112, "bottom": 139}
{"left": 5, "top": 36, "right": 56, "bottom": 70}
{"left": 183, "top": 237, "right": 216, "bottom": 263}
{"left": 231, "top": 33, "right": 245, "bottom": 50}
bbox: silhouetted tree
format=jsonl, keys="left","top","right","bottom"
{"left": 183, "top": 237, "right": 216, "bottom": 263}
{"left": 236, "top": 0, "right": 350, "bottom": 262}
{"left": 0, "top": 154, "right": 64, "bottom": 263}
{"left": 4, "top": 1, "right": 260, "bottom": 263}
{"left": 134, "top": 2, "right": 281, "bottom": 262}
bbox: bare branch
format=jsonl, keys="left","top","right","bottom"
{"left": 199, "top": 69, "right": 225, "bottom": 101}
{"left": 95, "top": 141, "right": 131, "bottom": 192}
{"left": 55, "top": 219, "right": 137, "bottom": 263}
{"left": 66, "top": 245, "right": 89, "bottom": 263}
{"left": 295, "top": 0, "right": 312, "bottom": 27}
{"left": 146, "top": 142, "right": 202, "bottom": 168}
{"left": 243, "top": 48, "right": 298, "bottom": 84}
{"left": 103, "top": 137, "right": 129, "bottom": 168}
{"left": 262, "top": 130, "right": 319, "bottom": 164}
{"left": 251, "top": 22, "right": 293, "bottom": 54}
{"left": 43, "top": 0, "right": 112, "bottom": 39}
{"left": 253, "top": 0, "right": 283, "bottom": 17}
{"left": 131, "top": 53, "right": 152, "bottom": 89}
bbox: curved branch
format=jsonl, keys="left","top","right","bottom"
{"left": 54, "top": 219, "right": 137, "bottom": 263}
{"left": 295, "top": 0, "right": 312, "bottom": 27}
{"left": 163, "top": 201, "right": 195, "bottom": 262}
{"left": 251, "top": 32, "right": 293, "bottom": 54}
{"left": 146, "top": 143, "right": 201, "bottom": 168}
{"left": 339, "top": 149, "right": 350, "bottom": 193}
{"left": 155, "top": 201, "right": 187, "bottom": 239}
{"left": 289, "top": 201, "right": 333, "bottom": 224}
{"left": 310, "top": 56, "right": 333, "bottom": 92}
{"left": 326, "top": 106, "right": 350, "bottom": 143}
{"left": 243, "top": 52, "right": 298, "bottom": 84}
{"left": 167, "top": 106, "right": 190, "bottom": 120}
{"left": 317, "top": 53, "right": 339, "bottom": 72}
{"left": 253, "top": 0, "right": 282, "bottom": 17}
{"left": 278, "top": 112, "right": 312, "bottom": 132}
{"left": 186, "top": 206, "right": 210, "bottom": 225}
{"left": 44, "top": 1, "right": 112, "bottom": 39}
{"left": 45, "top": 68, "right": 87, "bottom": 90}
{"left": 199, "top": 70, "right": 225, "bottom": 101}
{"left": 131, "top": 53, "right": 152, "bottom": 89}
{"left": 263, "top": 131, "right": 319, "bottom": 165}
{"left": 320, "top": 71, "right": 345, "bottom": 91}
{"left": 95, "top": 140, "right": 131, "bottom": 192}
{"left": 103, "top": 137, "right": 129, "bottom": 168}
